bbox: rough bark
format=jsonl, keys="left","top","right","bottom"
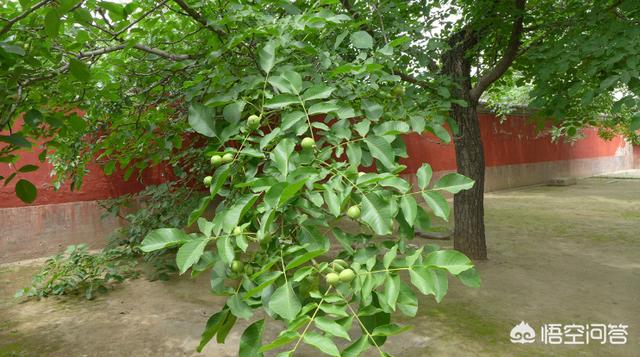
{"left": 443, "top": 30, "right": 488, "bottom": 260}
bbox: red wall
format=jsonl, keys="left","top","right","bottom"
{"left": 400, "top": 114, "right": 628, "bottom": 173}
{"left": 1, "top": 114, "right": 631, "bottom": 208}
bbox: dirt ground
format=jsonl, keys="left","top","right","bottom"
{"left": 1, "top": 177, "right": 639, "bottom": 357}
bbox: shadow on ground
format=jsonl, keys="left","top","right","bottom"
{"left": 1, "top": 178, "right": 639, "bottom": 356}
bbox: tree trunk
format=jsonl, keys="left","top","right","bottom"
{"left": 452, "top": 103, "right": 487, "bottom": 260}
{"left": 443, "top": 30, "right": 488, "bottom": 260}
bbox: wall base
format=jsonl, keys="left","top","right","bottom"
{"left": 0, "top": 201, "right": 119, "bottom": 264}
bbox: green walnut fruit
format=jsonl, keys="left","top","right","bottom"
{"left": 231, "top": 260, "right": 244, "bottom": 273}
{"left": 392, "top": 85, "right": 405, "bottom": 97}
{"left": 243, "top": 265, "right": 254, "bottom": 275}
{"left": 339, "top": 268, "right": 355, "bottom": 283}
{"left": 221, "top": 153, "right": 234, "bottom": 163}
{"left": 203, "top": 176, "right": 213, "bottom": 187}
{"left": 247, "top": 114, "right": 261, "bottom": 129}
{"left": 347, "top": 205, "right": 361, "bottom": 219}
{"left": 301, "top": 137, "right": 315, "bottom": 150}
{"left": 233, "top": 226, "right": 243, "bottom": 235}
{"left": 210, "top": 155, "right": 222, "bottom": 166}
{"left": 325, "top": 272, "right": 340, "bottom": 285}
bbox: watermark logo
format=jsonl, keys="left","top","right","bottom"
{"left": 510, "top": 321, "right": 536, "bottom": 344}
{"left": 510, "top": 322, "right": 629, "bottom": 345}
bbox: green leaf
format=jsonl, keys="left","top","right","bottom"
{"left": 188, "top": 196, "right": 212, "bottom": 226}
{"left": 222, "top": 194, "right": 259, "bottom": 232}
{"left": 197, "top": 310, "right": 229, "bottom": 352}
{"left": 268, "top": 282, "right": 301, "bottom": 321}
{"left": 176, "top": 237, "right": 208, "bottom": 274}
{"left": 430, "top": 124, "right": 451, "bottom": 143}
{"left": 415, "top": 206, "right": 431, "bottom": 232}
{"left": 217, "top": 235, "right": 235, "bottom": 265}
{"left": 630, "top": 113, "right": 640, "bottom": 131}
{"left": 364, "top": 136, "right": 395, "bottom": 170}
{"left": 361, "top": 192, "right": 395, "bottom": 235}
{"left": 228, "top": 294, "right": 253, "bottom": 319}
{"left": 286, "top": 248, "right": 326, "bottom": 270}
{"left": 0, "top": 134, "right": 31, "bottom": 148}
{"left": 302, "top": 85, "right": 335, "bottom": 101}
{"left": 141, "top": 228, "right": 190, "bottom": 252}
{"left": 281, "top": 111, "right": 306, "bottom": 131}
{"left": 244, "top": 271, "right": 282, "bottom": 300}
{"left": 371, "top": 323, "right": 412, "bottom": 337}
{"left": 69, "top": 59, "right": 91, "bottom": 82}
{"left": 423, "top": 250, "right": 473, "bottom": 275}
{"left": 457, "top": 267, "right": 481, "bottom": 288}
{"left": 17, "top": 164, "right": 38, "bottom": 173}
{"left": 44, "top": 9, "right": 61, "bottom": 37}
{"left": 223, "top": 101, "right": 245, "bottom": 124}
{"left": 239, "top": 319, "right": 265, "bottom": 356}
{"left": 308, "top": 102, "right": 340, "bottom": 115}
{"left": 409, "top": 267, "right": 448, "bottom": 302}
{"left": 383, "top": 246, "right": 397, "bottom": 269}
{"left": 282, "top": 71, "right": 302, "bottom": 94}
{"left": 350, "top": 31, "right": 373, "bottom": 49}
{"left": 384, "top": 274, "right": 400, "bottom": 310}
{"left": 416, "top": 163, "right": 433, "bottom": 190}
{"left": 265, "top": 94, "right": 299, "bottom": 109}
{"left": 188, "top": 104, "right": 216, "bottom": 137}
{"left": 270, "top": 138, "right": 295, "bottom": 178}
{"left": 260, "top": 331, "right": 299, "bottom": 352}
{"left": 342, "top": 336, "right": 370, "bottom": 357}
{"left": 422, "top": 191, "right": 449, "bottom": 220}
{"left": 400, "top": 195, "right": 417, "bottom": 227}
{"left": 433, "top": 173, "right": 474, "bottom": 193}
{"left": 397, "top": 282, "right": 418, "bottom": 317}
{"left": 259, "top": 42, "right": 276, "bottom": 73}
{"left": 315, "top": 316, "right": 351, "bottom": 340}
{"left": 278, "top": 179, "right": 307, "bottom": 207}
{"left": 323, "top": 185, "right": 341, "bottom": 217}
{"left": 15, "top": 179, "right": 36, "bottom": 204}
{"left": 346, "top": 142, "right": 362, "bottom": 167}
{"left": 303, "top": 332, "right": 340, "bottom": 357}
{"left": 362, "top": 100, "right": 383, "bottom": 120}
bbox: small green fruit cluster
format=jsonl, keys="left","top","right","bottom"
{"left": 203, "top": 176, "right": 213, "bottom": 187}
{"left": 247, "top": 114, "right": 261, "bottom": 130}
{"left": 347, "top": 205, "right": 361, "bottom": 219}
{"left": 231, "top": 260, "right": 244, "bottom": 273}
{"left": 325, "top": 259, "right": 355, "bottom": 285}
{"left": 301, "top": 137, "right": 315, "bottom": 150}
{"left": 211, "top": 153, "right": 234, "bottom": 167}
{"left": 325, "top": 268, "right": 355, "bottom": 285}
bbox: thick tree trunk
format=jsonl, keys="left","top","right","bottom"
{"left": 443, "top": 30, "right": 488, "bottom": 260}
{"left": 452, "top": 104, "right": 487, "bottom": 260}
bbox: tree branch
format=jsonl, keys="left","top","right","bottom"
{"left": 171, "top": 0, "right": 226, "bottom": 37}
{"left": 469, "top": 0, "right": 526, "bottom": 102}
{"left": 0, "top": 0, "right": 53, "bottom": 36}
{"left": 339, "top": 0, "right": 432, "bottom": 89}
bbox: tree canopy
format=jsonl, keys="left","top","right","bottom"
{"left": 1, "top": 0, "right": 639, "bottom": 354}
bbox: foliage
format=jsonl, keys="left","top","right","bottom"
{"left": 101, "top": 182, "right": 199, "bottom": 248}
{"left": 15, "top": 244, "right": 138, "bottom": 300}
{"left": 3, "top": 0, "right": 639, "bottom": 354}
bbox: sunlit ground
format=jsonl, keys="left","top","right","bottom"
{"left": 1, "top": 176, "right": 638, "bottom": 357}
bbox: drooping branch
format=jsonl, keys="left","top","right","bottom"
{"left": 171, "top": 0, "right": 226, "bottom": 37}
{"left": 78, "top": 44, "right": 191, "bottom": 61}
{"left": 0, "top": 0, "right": 53, "bottom": 36}
{"left": 469, "top": 0, "right": 526, "bottom": 102}
{"left": 339, "top": 0, "right": 432, "bottom": 89}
